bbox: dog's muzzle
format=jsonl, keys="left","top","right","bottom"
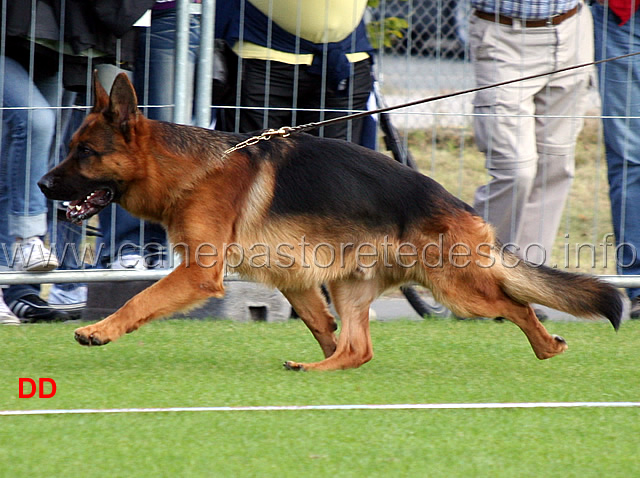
{"left": 37, "top": 173, "right": 62, "bottom": 200}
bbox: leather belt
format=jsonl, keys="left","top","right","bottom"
{"left": 474, "top": 4, "right": 580, "bottom": 27}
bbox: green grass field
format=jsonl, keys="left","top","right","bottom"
{"left": 1, "top": 118, "right": 635, "bottom": 477}
{"left": 1, "top": 319, "right": 639, "bottom": 477}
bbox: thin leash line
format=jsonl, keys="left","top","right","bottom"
{"left": 224, "top": 50, "right": 640, "bottom": 155}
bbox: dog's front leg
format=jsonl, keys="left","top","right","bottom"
{"left": 74, "top": 263, "right": 224, "bottom": 346}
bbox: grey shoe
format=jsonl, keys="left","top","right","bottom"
{"left": 48, "top": 284, "right": 87, "bottom": 320}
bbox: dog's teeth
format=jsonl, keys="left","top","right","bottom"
{"left": 75, "top": 205, "right": 82, "bottom": 211}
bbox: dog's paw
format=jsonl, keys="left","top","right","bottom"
{"left": 541, "top": 334, "right": 568, "bottom": 358}
{"left": 553, "top": 334, "right": 567, "bottom": 345}
{"left": 74, "top": 327, "right": 112, "bottom": 347}
{"left": 283, "top": 361, "right": 306, "bottom": 372}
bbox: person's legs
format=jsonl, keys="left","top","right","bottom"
{"left": 297, "top": 58, "right": 373, "bottom": 141}
{"left": 0, "top": 113, "right": 20, "bottom": 325}
{"left": 0, "top": 119, "right": 12, "bottom": 271}
{"left": 471, "top": 11, "right": 591, "bottom": 267}
{"left": 219, "top": 56, "right": 372, "bottom": 142}
{"left": 47, "top": 100, "right": 90, "bottom": 312}
{"left": 95, "top": 7, "right": 200, "bottom": 268}
{"left": 48, "top": 103, "right": 86, "bottom": 273}
{"left": 94, "top": 41, "right": 183, "bottom": 269}
{"left": 96, "top": 205, "right": 146, "bottom": 268}
{"left": 0, "top": 57, "right": 66, "bottom": 320}
{"left": 2, "top": 57, "right": 55, "bottom": 242}
{"left": 219, "top": 58, "right": 298, "bottom": 132}
{"left": 135, "top": 8, "right": 200, "bottom": 123}
{"left": 470, "top": 16, "right": 542, "bottom": 246}
{"left": 97, "top": 188, "right": 167, "bottom": 269}
{"left": 518, "top": 5, "right": 593, "bottom": 265}
{"left": 593, "top": 3, "right": 640, "bottom": 304}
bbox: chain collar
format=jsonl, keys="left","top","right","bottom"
{"left": 224, "top": 126, "right": 295, "bottom": 156}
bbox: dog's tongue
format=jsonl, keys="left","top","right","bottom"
{"left": 66, "top": 199, "right": 91, "bottom": 224}
{"left": 65, "top": 190, "right": 112, "bottom": 224}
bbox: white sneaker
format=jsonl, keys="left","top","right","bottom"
{"left": 0, "top": 290, "right": 20, "bottom": 325}
{"left": 13, "top": 237, "right": 59, "bottom": 272}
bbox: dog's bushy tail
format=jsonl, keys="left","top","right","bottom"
{"left": 500, "top": 250, "right": 623, "bottom": 330}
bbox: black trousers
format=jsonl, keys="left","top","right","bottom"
{"left": 218, "top": 55, "right": 372, "bottom": 142}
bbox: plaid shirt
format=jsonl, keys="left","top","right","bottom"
{"left": 471, "top": 0, "right": 579, "bottom": 19}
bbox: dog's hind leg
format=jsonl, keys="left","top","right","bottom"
{"left": 284, "top": 279, "right": 378, "bottom": 371}
{"left": 497, "top": 301, "right": 568, "bottom": 359}
{"left": 281, "top": 287, "right": 338, "bottom": 358}
{"left": 435, "top": 276, "right": 568, "bottom": 360}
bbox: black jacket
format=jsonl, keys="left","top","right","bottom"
{"left": 3, "top": 0, "right": 156, "bottom": 90}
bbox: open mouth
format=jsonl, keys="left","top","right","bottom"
{"left": 65, "top": 188, "right": 114, "bottom": 224}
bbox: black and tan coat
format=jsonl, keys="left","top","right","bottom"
{"left": 39, "top": 73, "right": 622, "bottom": 371}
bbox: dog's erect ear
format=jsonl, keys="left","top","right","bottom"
{"left": 107, "top": 73, "right": 140, "bottom": 141}
{"left": 91, "top": 70, "right": 109, "bottom": 113}
{"left": 109, "top": 72, "right": 139, "bottom": 122}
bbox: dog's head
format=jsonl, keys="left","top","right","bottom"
{"left": 39, "top": 72, "right": 144, "bottom": 224}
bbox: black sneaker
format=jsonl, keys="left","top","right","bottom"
{"left": 9, "top": 294, "right": 70, "bottom": 323}
{"left": 630, "top": 297, "right": 640, "bottom": 319}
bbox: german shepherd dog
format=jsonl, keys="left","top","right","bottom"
{"left": 39, "top": 73, "right": 622, "bottom": 371}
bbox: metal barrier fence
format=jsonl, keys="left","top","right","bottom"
{"left": 1, "top": 0, "right": 639, "bottom": 300}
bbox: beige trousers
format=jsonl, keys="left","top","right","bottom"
{"left": 471, "top": 3, "right": 594, "bottom": 265}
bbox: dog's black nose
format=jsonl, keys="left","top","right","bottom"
{"left": 38, "top": 174, "right": 55, "bottom": 198}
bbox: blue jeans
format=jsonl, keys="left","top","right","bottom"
{"left": 135, "top": 8, "right": 200, "bottom": 122}
{"left": 96, "top": 205, "right": 167, "bottom": 268}
{"left": 0, "top": 56, "right": 56, "bottom": 261}
{"left": 0, "top": 56, "right": 59, "bottom": 301}
{"left": 593, "top": 4, "right": 640, "bottom": 300}
{"left": 48, "top": 94, "right": 83, "bottom": 273}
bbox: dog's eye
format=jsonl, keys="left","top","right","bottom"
{"left": 77, "top": 144, "right": 95, "bottom": 158}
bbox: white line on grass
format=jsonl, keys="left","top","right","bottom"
{"left": 1, "top": 402, "right": 639, "bottom": 416}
